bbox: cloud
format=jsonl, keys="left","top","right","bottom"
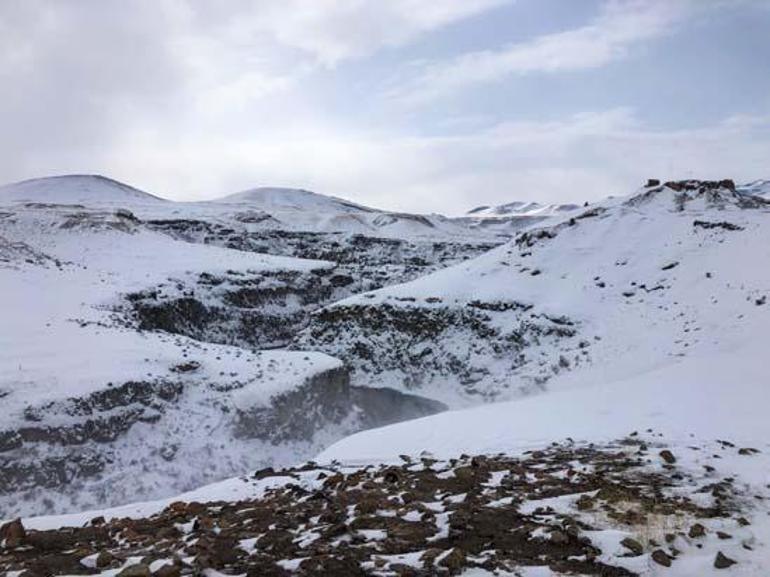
{"left": 237, "top": 0, "right": 511, "bottom": 66}
{"left": 94, "top": 109, "right": 770, "bottom": 214}
{"left": 0, "top": 0, "right": 508, "bottom": 180}
{"left": 392, "top": 0, "right": 693, "bottom": 104}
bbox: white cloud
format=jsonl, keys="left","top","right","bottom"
{"left": 392, "top": 0, "right": 693, "bottom": 104}
{"left": 240, "top": 0, "right": 511, "bottom": 66}
{"left": 91, "top": 109, "right": 770, "bottom": 214}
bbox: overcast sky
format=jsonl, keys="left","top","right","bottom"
{"left": 1, "top": 0, "right": 769, "bottom": 214}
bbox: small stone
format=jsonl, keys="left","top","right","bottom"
{"left": 659, "top": 450, "right": 676, "bottom": 464}
{"left": 737, "top": 517, "right": 751, "bottom": 526}
{"left": 716, "top": 531, "right": 732, "bottom": 540}
{"left": 620, "top": 537, "right": 644, "bottom": 556}
{"left": 576, "top": 495, "right": 595, "bottom": 511}
{"left": 688, "top": 523, "right": 706, "bottom": 538}
{"left": 714, "top": 551, "right": 737, "bottom": 569}
{"left": 0, "top": 518, "right": 25, "bottom": 548}
{"left": 154, "top": 565, "right": 181, "bottom": 577}
{"left": 550, "top": 530, "right": 569, "bottom": 545}
{"left": 439, "top": 547, "right": 466, "bottom": 571}
{"left": 651, "top": 549, "right": 672, "bottom": 567}
{"left": 95, "top": 551, "right": 115, "bottom": 568}
{"left": 118, "top": 564, "right": 151, "bottom": 577}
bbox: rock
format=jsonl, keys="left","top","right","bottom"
{"left": 118, "top": 563, "right": 151, "bottom": 577}
{"left": 620, "top": 537, "right": 644, "bottom": 556}
{"left": 714, "top": 551, "right": 737, "bottom": 569}
{"left": 651, "top": 549, "right": 672, "bottom": 567}
{"left": 647, "top": 179, "right": 661, "bottom": 187}
{"left": 716, "top": 531, "right": 732, "bottom": 540}
{"left": 576, "top": 494, "right": 595, "bottom": 510}
{"left": 738, "top": 447, "right": 759, "bottom": 455}
{"left": 95, "top": 551, "right": 115, "bottom": 568}
{"left": 154, "top": 564, "right": 181, "bottom": 577}
{"left": 737, "top": 517, "right": 751, "bottom": 526}
{"left": 688, "top": 523, "right": 706, "bottom": 538}
{"left": 0, "top": 518, "right": 26, "bottom": 546}
{"left": 550, "top": 530, "right": 569, "bottom": 545}
{"left": 439, "top": 548, "right": 466, "bottom": 571}
{"left": 420, "top": 548, "right": 442, "bottom": 567}
{"left": 659, "top": 450, "right": 676, "bottom": 464}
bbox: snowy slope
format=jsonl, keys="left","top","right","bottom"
{"left": 455, "top": 199, "right": 579, "bottom": 236}
{"left": 3, "top": 179, "right": 770, "bottom": 576}
{"left": 314, "top": 340, "right": 770, "bottom": 575}
{"left": 738, "top": 179, "right": 770, "bottom": 198}
{"left": 0, "top": 174, "right": 167, "bottom": 206}
{"left": 297, "top": 180, "right": 770, "bottom": 406}
{"left": 211, "top": 186, "right": 494, "bottom": 238}
{"left": 466, "top": 200, "right": 579, "bottom": 218}
{"left": 0, "top": 201, "right": 443, "bottom": 517}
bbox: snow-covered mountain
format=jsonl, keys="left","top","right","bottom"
{"left": 297, "top": 179, "right": 770, "bottom": 406}
{"left": 455, "top": 199, "right": 580, "bottom": 235}
{"left": 213, "top": 185, "right": 481, "bottom": 238}
{"left": 0, "top": 174, "right": 167, "bottom": 206}
{"left": 3, "top": 176, "right": 770, "bottom": 576}
{"left": 0, "top": 184, "right": 454, "bottom": 517}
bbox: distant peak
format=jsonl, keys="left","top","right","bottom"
{"left": 0, "top": 174, "right": 165, "bottom": 204}
{"left": 214, "top": 186, "right": 376, "bottom": 213}
{"left": 466, "top": 200, "right": 578, "bottom": 218}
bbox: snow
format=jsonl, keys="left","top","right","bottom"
{"left": 0, "top": 174, "right": 167, "bottom": 205}
{"left": 317, "top": 341, "right": 770, "bottom": 463}
{"left": 0, "top": 201, "right": 348, "bottom": 516}
{"left": 4, "top": 177, "right": 770, "bottom": 574}
{"left": 466, "top": 200, "right": 579, "bottom": 218}
{"left": 306, "top": 182, "right": 770, "bottom": 405}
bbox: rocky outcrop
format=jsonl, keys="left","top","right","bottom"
{"left": 295, "top": 300, "right": 587, "bottom": 401}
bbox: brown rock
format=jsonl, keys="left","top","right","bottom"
{"left": 714, "top": 551, "right": 737, "bottom": 569}
{"left": 659, "top": 450, "right": 676, "bottom": 464}
{"left": 620, "top": 537, "right": 644, "bottom": 556}
{"left": 96, "top": 551, "right": 115, "bottom": 568}
{"left": 154, "top": 564, "right": 181, "bottom": 577}
{"left": 576, "top": 494, "right": 595, "bottom": 511}
{"left": 439, "top": 547, "right": 466, "bottom": 571}
{"left": 118, "top": 563, "right": 151, "bottom": 577}
{"left": 688, "top": 523, "right": 706, "bottom": 538}
{"left": 550, "top": 530, "right": 569, "bottom": 545}
{"left": 651, "top": 549, "right": 672, "bottom": 567}
{"left": 0, "top": 518, "right": 26, "bottom": 545}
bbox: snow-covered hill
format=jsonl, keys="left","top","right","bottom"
{"left": 0, "top": 201, "right": 443, "bottom": 517}
{"left": 213, "top": 185, "right": 484, "bottom": 238}
{"left": 0, "top": 174, "right": 167, "bottom": 206}
{"left": 455, "top": 199, "right": 580, "bottom": 235}
{"left": 297, "top": 179, "right": 770, "bottom": 406}
{"left": 3, "top": 177, "right": 770, "bottom": 576}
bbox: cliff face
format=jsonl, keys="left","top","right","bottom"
{"left": 0, "top": 363, "right": 444, "bottom": 518}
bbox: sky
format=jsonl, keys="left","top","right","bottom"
{"left": 1, "top": 0, "right": 769, "bottom": 214}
